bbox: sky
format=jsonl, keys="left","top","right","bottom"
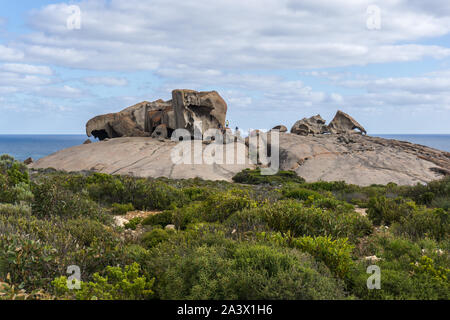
{"left": 0, "top": 0, "right": 450, "bottom": 134}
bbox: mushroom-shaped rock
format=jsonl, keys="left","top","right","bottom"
{"left": 272, "top": 125, "right": 287, "bottom": 132}
{"left": 291, "top": 115, "right": 329, "bottom": 136}
{"left": 172, "top": 89, "right": 227, "bottom": 137}
{"left": 328, "top": 110, "right": 366, "bottom": 135}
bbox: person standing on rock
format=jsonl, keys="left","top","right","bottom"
{"left": 226, "top": 120, "right": 229, "bottom": 128}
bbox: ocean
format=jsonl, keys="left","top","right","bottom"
{"left": 0, "top": 135, "right": 91, "bottom": 161}
{"left": 0, "top": 134, "right": 449, "bottom": 162}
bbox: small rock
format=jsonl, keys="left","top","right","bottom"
{"left": 83, "top": 139, "right": 92, "bottom": 144}
{"left": 114, "top": 216, "right": 129, "bottom": 227}
{"left": 364, "top": 255, "right": 382, "bottom": 263}
{"left": 272, "top": 125, "right": 287, "bottom": 133}
{"left": 24, "top": 157, "right": 33, "bottom": 165}
{"left": 165, "top": 224, "right": 176, "bottom": 230}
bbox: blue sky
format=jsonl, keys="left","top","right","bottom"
{"left": 1, "top": 0, "right": 450, "bottom": 134}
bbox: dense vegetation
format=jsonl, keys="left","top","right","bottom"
{"left": 0, "top": 154, "right": 448, "bottom": 300}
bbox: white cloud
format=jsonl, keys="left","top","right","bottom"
{"left": 0, "top": 86, "right": 18, "bottom": 94}
{"left": 0, "top": 71, "right": 52, "bottom": 87}
{"left": 12, "top": 0, "right": 450, "bottom": 71}
{"left": 34, "top": 85, "right": 84, "bottom": 99}
{"left": 83, "top": 77, "right": 128, "bottom": 86}
{"left": 0, "top": 63, "right": 53, "bottom": 75}
{"left": 0, "top": 45, "right": 24, "bottom": 61}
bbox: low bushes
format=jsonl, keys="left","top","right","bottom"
{"left": 367, "top": 196, "right": 416, "bottom": 225}
{"left": 31, "top": 180, "right": 107, "bottom": 221}
{"left": 232, "top": 168, "right": 305, "bottom": 185}
{"left": 0, "top": 156, "right": 448, "bottom": 300}
{"left": 245, "top": 200, "right": 372, "bottom": 240}
{"left": 53, "top": 263, "right": 154, "bottom": 300}
{"left": 200, "top": 189, "right": 257, "bottom": 222}
{"left": 111, "top": 203, "right": 134, "bottom": 215}
{"left": 392, "top": 208, "right": 449, "bottom": 241}
{"left": 348, "top": 233, "right": 450, "bottom": 300}
{"left": 150, "top": 241, "right": 346, "bottom": 300}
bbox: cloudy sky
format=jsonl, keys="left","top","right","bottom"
{"left": 1, "top": 0, "right": 450, "bottom": 134}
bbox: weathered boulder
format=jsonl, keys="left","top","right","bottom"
{"left": 86, "top": 101, "right": 152, "bottom": 140}
{"left": 328, "top": 110, "right": 366, "bottom": 135}
{"left": 24, "top": 157, "right": 33, "bottom": 165}
{"left": 83, "top": 139, "right": 92, "bottom": 145}
{"left": 172, "top": 89, "right": 227, "bottom": 137}
{"left": 86, "top": 90, "right": 227, "bottom": 140}
{"left": 291, "top": 115, "right": 329, "bottom": 136}
{"left": 272, "top": 125, "right": 287, "bottom": 132}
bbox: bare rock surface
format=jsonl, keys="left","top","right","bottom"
{"left": 30, "top": 137, "right": 252, "bottom": 181}
{"left": 277, "top": 133, "right": 449, "bottom": 185}
{"left": 30, "top": 133, "right": 449, "bottom": 185}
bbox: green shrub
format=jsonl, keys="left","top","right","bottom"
{"left": 154, "top": 242, "right": 345, "bottom": 300}
{"left": 66, "top": 218, "right": 115, "bottom": 246}
{"left": 0, "top": 155, "right": 29, "bottom": 186}
{"left": 0, "top": 203, "right": 31, "bottom": 217}
{"left": 53, "top": 263, "right": 154, "bottom": 300}
{"left": 183, "top": 187, "right": 211, "bottom": 201}
{"left": 226, "top": 208, "right": 268, "bottom": 234}
{"left": 31, "top": 180, "right": 106, "bottom": 220}
{"left": 111, "top": 203, "right": 134, "bottom": 215}
{"left": 392, "top": 208, "right": 449, "bottom": 241}
{"left": 124, "top": 217, "right": 143, "bottom": 230}
{"left": 172, "top": 202, "right": 203, "bottom": 229}
{"left": 201, "top": 189, "right": 257, "bottom": 222}
{"left": 0, "top": 234, "right": 58, "bottom": 290}
{"left": 142, "top": 211, "right": 173, "bottom": 227}
{"left": 141, "top": 181, "right": 187, "bottom": 210}
{"left": 141, "top": 229, "right": 171, "bottom": 248}
{"left": 281, "top": 186, "right": 324, "bottom": 201}
{"left": 253, "top": 200, "right": 372, "bottom": 240}
{"left": 0, "top": 279, "right": 52, "bottom": 300}
{"left": 402, "top": 177, "right": 450, "bottom": 206}
{"left": 367, "top": 196, "right": 416, "bottom": 225}
{"left": 292, "top": 236, "right": 354, "bottom": 279}
{"left": 232, "top": 168, "right": 305, "bottom": 185}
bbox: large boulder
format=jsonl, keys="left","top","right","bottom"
{"left": 86, "top": 90, "right": 227, "bottom": 140}
{"left": 86, "top": 101, "right": 154, "bottom": 140}
{"left": 172, "top": 89, "right": 227, "bottom": 137}
{"left": 328, "top": 110, "right": 366, "bottom": 135}
{"left": 290, "top": 115, "right": 329, "bottom": 136}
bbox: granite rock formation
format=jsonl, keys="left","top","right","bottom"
{"left": 291, "top": 115, "right": 329, "bottom": 135}
{"left": 86, "top": 90, "right": 227, "bottom": 140}
{"left": 30, "top": 91, "right": 449, "bottom": 185}
{"left": 30, "top": 133, "right": 449, "bottom": 185}
{"left": 328, "top": 110, "right": 367, "bottom": 135}
{"left": 290, "top": 111, "right": 366, "bottom": 136}
{"left": 272, "top": 125, "right": 287, "bottom": 133}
